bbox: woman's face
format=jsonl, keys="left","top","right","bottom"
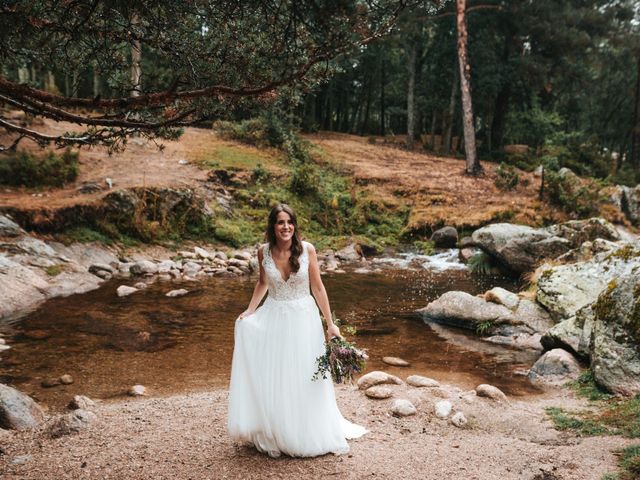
{"left": 274, "top": 211, "right": 295, "bottom": 243}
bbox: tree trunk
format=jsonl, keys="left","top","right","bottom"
{"left": 380, "top": 56, "right": 386, "bottom": 136}
{"left": 631, "top": 56, "right": 640, "bottom": 170}
{"left": 93, "top": 64, "right": 101, "bottom": 98}
{"left": 406, "top": 42, "right": 417, "bottom": 149}
{"left": 430, "top": 110, "right": 437, "bottom": 149}
{"left": 130, "top": 14, "right": 142, "bottom": 98}
{"left": 490, "top": 35, "right": 513, "bottom": 155}
{"left": 442, "top": 61, "right": 459, "bottom": 154}
{"left": 456, "top": 0, "right": 481, "bottom": 174}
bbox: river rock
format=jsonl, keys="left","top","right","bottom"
{"left": 591, "top": 274, "right": 640, "bottom": 395}
{"left": 512, "top": 299, "right": 554, "bottom": 333}
{"left": 128, "top": 385, "right": 146, "bottom": 396}
{"left": 133, "top": 282, "right": 148, "bottom": 290}
{"left": 541, "top": 306, "right": 594, "bottom": 359}
{"left": 435, "top": 400, "right": 452, "bottom": 418}
{"left": 182, "top": 261, "right": 202, "bottom": 276}
{"left": 166, "top": 289, "right": 189, "bottom": 297}
{"left": 335, "top": 243, "right": 362, "bottom": 262}
{"left": 431, "top": 226, "right": 458, "bottom": 248}
{"left": 0, "top": 384, "right": 45, "bottom": 430}
{"left": 357, "top": 371, "right": 403, "bottom": 390}
{"left": 0, "top": 215, "right": 23, "bottom": 237}
{"left": 391, "top": 399, "right": 417, "bottom": 417}
{"left": 233, "top": 251, "right": 253, "bottom": 261}
{"left": 157, "top": 260, "right": 175, "bottom": 273}
{"left": 528, "top": 349, "right": 582, "bottom": 384}
{"left": 418, "top": 291, "right": 514, "bottom": 330}
{"left": 545, "top": 217, "right": 620, "bottom": 247}
{"left": 365, "top": 386, "right": 394, "bottom": 399}
{"left": 47, "top": 409, "right": 97, "bottom": 438}
{"left": 406, "top": 375, "right": 440, "bottom": 388}
{"left": 459, "top": 247, "right": 481, "bottom": 263}
{"left": 59, "top": 374, "right": 73, "bottom": 385}
{"left": 214, "top": 251, "right": 228, "bottom": 261}
{"left": 194, "top": 246, "right": 213, "bottom": 259}
{"left": 68, "top": 395, "right": 95, "bottom": 410}
{"left": 117, "top": 285, "right": 138, "bottom": 297}
{"left": 382, "top": 356, "right": 410, "bottom": 367}
{"left": 0, "top": 254, "right": 49, "bottom": 319}
{"left": 536, "top": 244, "right": 640, "bottom": 320}
{"left": 451, "top": 411, "right": 468, "bottom": 427}
{"left": 475, "top": 384, "right": 508, "bottom": 403}
{"left": 41, "top": 378, "right": 61, "bottom": 388}
{"left": 88, "top": 263, "right": 114, "bottom": 276}
{"left": 484, "top": 287, "right": 520, "bottom": 311}
{"left": 471, "top": 223, "right": 571, "bottom": 273}
{"left": 130, "top": 261, "right": 158, "bottom": 275}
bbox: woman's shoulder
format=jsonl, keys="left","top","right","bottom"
{"left": 258, "top": 243, "right": 269, "bottom": 257}
{"left": 301, "top": 240, "right": 316, "bottom": 254}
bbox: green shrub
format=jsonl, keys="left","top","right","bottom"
{"left": 414, "top": 240, "right": 435, "bottom": 255}
{"left": 495, "top": 163, "right": 520, "bottom": 191}
{"left": 543, "top": 168, "right": 603, "bottom": 218}
{"left": 0, "top": 149, "right": 79, "bottom": 187}
{"left": 468, "top": 252, "right": 494, "bottom": 275}
{"left": 289, "top": 161, "right": 319, "bottom": 196}
{"left": 251, "top": 163, "right": 270, "bottom": 183}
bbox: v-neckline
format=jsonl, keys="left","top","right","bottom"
{"left": 268, "top": 246, "right": 294, "bottom": 283}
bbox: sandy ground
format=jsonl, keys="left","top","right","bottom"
{"left": 0, "top": 380, "right": 631, "bottom": 480}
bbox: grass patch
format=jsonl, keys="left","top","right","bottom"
{"left": 414, "top": 240, "right": 435, "bottom": 255}
{"left": 197, "top": 145, "right": 278, "bottom": 171}
{"left": 567, "top": 370, "right": 614, "bottom": 402}
{"left": 56, "top": 227, "right": 115, "bottom": 245}
{"left": 546, "top": 396, "right": 640, "bottom": 438}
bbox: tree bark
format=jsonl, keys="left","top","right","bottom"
{"left": 490, "top": 34, "right": 513, "bottom": 154}
{"left": 130, "top": 14, "right": 142, "bottom": 98}
{"left": 442, "top": 60, "right": 459, "bottom": 154}
{"left": 456, "top": 0, "right": 481, "bottom": 174}
{"left": 380, "top": 56, "right": 386, "bottom": 136}
{"left": 631, "top": 56, "right": 640, "bottom": 170}
{"left": 93, "top": 64, "right": 101, "bottom": 98}
{"left": 406, "top": 42, "right": 417, "bottom": 148}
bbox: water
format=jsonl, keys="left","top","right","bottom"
{"left": 0, "top": 263, "right": 541, "bottom": 411}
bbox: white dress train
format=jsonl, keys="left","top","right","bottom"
{"left": 227, "top": 241, "right": 367, "bottom": 457}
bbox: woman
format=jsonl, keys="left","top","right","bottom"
{"left": 227, "top": 203, "right": 367, "bottom": 457}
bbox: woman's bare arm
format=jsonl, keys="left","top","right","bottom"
{"left": 238, "top": 247, "right": 268, "bottom": 319}
{"left": 308, "top": 243, "right": 341, "bottom": 339}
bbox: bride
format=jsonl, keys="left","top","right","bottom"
{"left": 227, "top": 203, "right": 368, "bottom": 457}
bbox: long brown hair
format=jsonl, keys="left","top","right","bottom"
{"left": 267, "top": 203, "right": 303, "bottom": 273}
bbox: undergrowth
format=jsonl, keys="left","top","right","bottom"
{"left": 0, "top": 149, "right": 79, "bottom": 188}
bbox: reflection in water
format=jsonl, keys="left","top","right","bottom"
{"left": 0, "top": 268, "right": 541, "bottom": 410}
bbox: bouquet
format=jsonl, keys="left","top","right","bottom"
{"left": 312, "top": 336, "right": 368, "bottom": 384}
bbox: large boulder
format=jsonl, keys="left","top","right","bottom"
{"left": 472, "top": 218, "right": 620, "bottom": 274}
{"left": 528, "top": 349, "right": 582, "bottom": 384}
{"left": 471, "top": 223, "right": 571, "bottom": 273}
{"left": 0, "top": 215, "right": 24, "bottom": 237}
{"left": 0, "top": 254, "right": 49, "bottom": 319}
{"left": 541, "top": 306, "right": 595, "bottom": 360}
{"left": 418, "top": 291, "right": 515, "bottom": 330}
{"left": 536, "top": 244, "right": 640, "bottom": 320}
{"left": 591, "top": 274, "right": 640, "bottom": 396}
{"left": 0, "top": 384, "right": 45, "bottom": 430}
{"left": 431, "top": 226, "right": 458, "bottom": 248}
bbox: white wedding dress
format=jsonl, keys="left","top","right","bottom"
{"left": 227, "top": 241, "right": 368, "bottom": 457}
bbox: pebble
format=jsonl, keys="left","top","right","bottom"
{"left": 117, "top": 285, "right": 138, "bottom": 297}
{"left": 451, "top": 411, "right": 468, "bottom": 427}
{"left": 128, "top": 385, "right": 146, "bottom": 396}
{"left": 435, "top": 400, "right": 453, "bottom": 418}
{"left": 406, "top": 375, "right": 440, "bottom": 388}
{"left": 382, "top": 356, "right": 410, "bottom": 367}
{"left": 357, "top": 371, "right": 403, "bottom": 390}
{"left": 133, "top": 282, "right": 148, "bottom": 290}
{"left": 68, "top": 395, "right": 96, "bottom": 410}
{"left": 475, "top": 384, "right": 508, "bottom": 403}
{"left": 59, "top": 374, "right": 73, "bottom": 385}
{"left": 390, "top": 399, "right": 417, "bottom": 417}
{"left": 166, "top": 289, "right": 189, "bottom": 297}
{"left": 364, "top": 386, "right": 394, "bottom": 399}
{"left": 41, "top": 378, "right": 61, "bottom": 388}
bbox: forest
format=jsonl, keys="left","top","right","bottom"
{"left": 2, "top": 0, "right": 639, "bottom": 185}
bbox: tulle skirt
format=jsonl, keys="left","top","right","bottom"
{"left": 227, "top": 294, "right": 368, "bottom": 457}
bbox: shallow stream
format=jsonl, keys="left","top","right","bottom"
{"left": 0, "top": 252, "right": 541, "bottom": 410}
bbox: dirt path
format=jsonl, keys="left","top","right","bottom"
{"left": 1, "top": 382, "right": 630, "bottom": 480}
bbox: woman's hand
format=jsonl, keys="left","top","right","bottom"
{"left": 327, "top": 323, "right": 341, "bottom": 340}
{"left": 237, "top": 309, "right": 254, "bottom": 321}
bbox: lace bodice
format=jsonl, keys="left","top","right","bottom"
{"left": 262, "top": 242, "right": 310, "bottom": 301}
